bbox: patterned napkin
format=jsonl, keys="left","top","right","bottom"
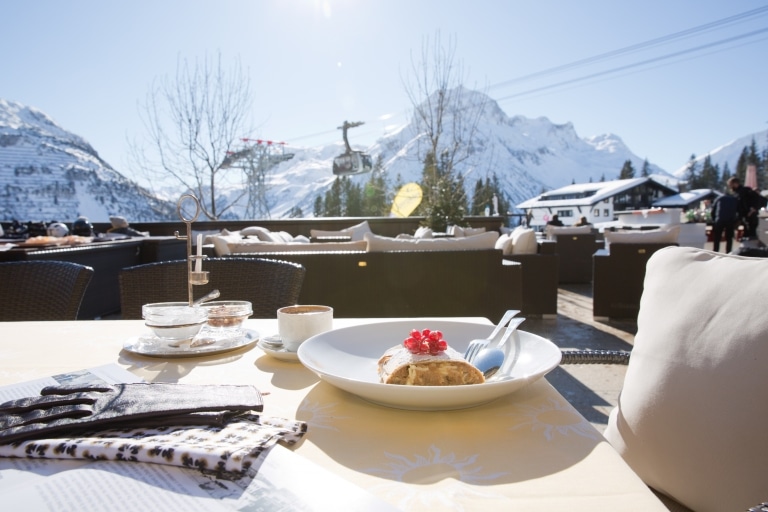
{"left": 0, "top": 414, "right": 307, "bottom": 473}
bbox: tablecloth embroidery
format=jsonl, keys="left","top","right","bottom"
{"left": 0, "top": 414, "right": 307, "bottom": 473}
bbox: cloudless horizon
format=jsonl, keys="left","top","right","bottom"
{"left": 4, "top": 0, "right": 768, "bottom": 182}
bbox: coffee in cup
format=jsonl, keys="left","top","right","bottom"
{"left": 277, "top": 305, "right": 333, "bottom": 352}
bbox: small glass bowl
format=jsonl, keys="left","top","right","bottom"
{"left": 201, "top": 300, "right": 253, "bottom": 329}
{"left": 142, "top": 302, "right": 208, "bottom": 340}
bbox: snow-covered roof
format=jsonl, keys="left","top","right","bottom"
{"left": 652, "top": 188, "right": 720, "bottom": 208}
{"left": 516, "top": 177, "right": 678, "bottom": 209}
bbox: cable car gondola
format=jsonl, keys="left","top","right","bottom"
{"left": 332, "top": 121, "right": 373, "bottom": 176}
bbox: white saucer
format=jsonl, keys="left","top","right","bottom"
{"left": 123, "top": 329, "right": 259, "bottom": 358}
{"left": 258, "top": 336, "right": 300, "bottom": 362}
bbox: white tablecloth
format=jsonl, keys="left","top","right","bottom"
{"left": 0, "top": 318, "right": 665, "bottom": 511}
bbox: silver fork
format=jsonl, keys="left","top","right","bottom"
{"left": 463, "top": 309, "right": 520, "bottom": 363}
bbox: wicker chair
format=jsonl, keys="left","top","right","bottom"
{"left": 119, "top": 257, "right": 306, "bottom": 320}
{"left": 560, "top": 348, "right": 630, "bottom": 365}
{"left": 0, "top": 261, "right": 94, "bottom": 321}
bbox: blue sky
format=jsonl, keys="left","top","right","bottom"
{"left": 3, "top": 0, "right": 768, "bottom": 179}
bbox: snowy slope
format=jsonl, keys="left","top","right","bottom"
{"left": 3, "top": 90, "right": 763, "bottom": 222}
{"left": 0, "top": 99, "right": 176, "bottom": 223}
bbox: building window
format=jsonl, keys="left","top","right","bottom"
{"left": 593, "top": 209, "right": 600, "bottom": 217}
{"left": 556, "top": 210, "right": 574, "bottom": 218}
{"left": 604, "top": 209, "right": 610, "bottom": 217}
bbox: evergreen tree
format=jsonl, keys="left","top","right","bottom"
{"left": 640, "top": 159, "right": 650, "bottom": 177}
{"left": 490, "top": 173, "right": 511, "bottom": 216}
{"left": 736, "top": 147, "right": 749, "bottom": 183}
{"left": 361, "top": 155, "right": 389, "bottom": 216}
{"left": 342, "top": 177, "right": 363, "bottom": 216}
{"left": 324, "top": 178, "right": 343, "bottom": 216}
{"left": 721, "top": 162, "right": 732, "bottom": 190}
{"left": 619, "top": 160, "right": 635, "bottom": 179}
{"left": 469, "top": 173, "right": 509, "bottom": 216}
{"left": 416, "top": 150, "right": 467, "bottom": 231}
{"left": 699, "top": 155, "right": 720, "bottom": 190}
{"left": 470, "top": 179, "right": 486, "bottom": 216}
{"left": 684, "top": 155, "right": 698, "bottom": 192}
{"left": 313, "top": 196, "right": 323, "bottom": 217}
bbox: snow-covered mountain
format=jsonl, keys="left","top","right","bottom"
{"left": 0, "top": 99, "right": 176, "bottom": 223}
{"left": 1, "top": 90, "right": 762, "bottom": 223}
{"left": 672, "top": 129, "right": 768, "bottom": 180}
{"left": 248, "top": 88, "right": 673, "bottom": 218}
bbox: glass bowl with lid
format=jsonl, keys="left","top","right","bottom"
{"left": 142, "top": 302, "right": 208, "bottom": 341}
{"left": 201, "top": 300, "right": 253, "bottom": 330}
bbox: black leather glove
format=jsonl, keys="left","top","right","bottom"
{"left": 0, "top": 383, "right": 263, "bottom": 444}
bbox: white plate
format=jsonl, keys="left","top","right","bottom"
{"left": 297, "top": 320, "right": 562, "bottom": 411}
{"left": 123, "top": 328, "right": 259, "bottom": 358}
{"left": 258, "top": 337, "right": 300, "bottom": 362}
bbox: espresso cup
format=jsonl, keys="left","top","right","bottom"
{"left": 277, "top": 305, "right": 333, "bottom": 352}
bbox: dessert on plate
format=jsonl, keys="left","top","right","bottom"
{"left": 378, "top": 329, "right": 485, "bottom": 386}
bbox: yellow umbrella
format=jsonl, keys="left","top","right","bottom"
{"left": 390, "top": 183, "right": 423, "bottom": 217}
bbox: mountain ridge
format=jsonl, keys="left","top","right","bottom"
{"left": 1, "top": 93, "right": 763, "bottom": 223}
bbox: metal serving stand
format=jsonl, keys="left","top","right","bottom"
{"left": 175, "top": 194, "right": 209, "bottom": 306}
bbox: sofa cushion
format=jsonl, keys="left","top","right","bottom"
{"left": 210, "top": 234, "right": 242, "bottom": 256}
{"left": 414, "top": 226, "right": 433, "bottom": 239}
{"left": 310, "top": 220, "right": 372, "bottom": 241}
{"left": 604, "top": 246, "right": 768, "bottom": 512}
{"left": 544, "top": 225, "right": 592, "bottom": 240}
{"left": 228, "top": 239, "right": 366, "bottom": 254}
{"left": 604, "top": 225, "right": 680, "bottom": 249}
{"left": 240, "top": 226, "right": 274, "bottom": 241}
{"left": 268, "top": 230, "right": 295, "bottom": 243}
{"left": 365, "top": 231, "right": 499, "bottom": 252}
{"left": 510, "top": 227, "right": 537, "bottom": 255}
{"left": 449, "top": 225, "right": 487, "bottom": 237}
{"left": 494, "top": 233, "right": 513, "bottom": 255}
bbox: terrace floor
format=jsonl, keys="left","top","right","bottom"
{"left": 524, "top": 283, "right": 636, "bottom": 434}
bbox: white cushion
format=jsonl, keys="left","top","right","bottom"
{"left": 494, "top": 233, "right": 513, "bottom": 255}
{"left": 449, "top": 226, "right": 487, "bottom": 238}
{"left": 365, "top": 231, "right": 499, "bottom": 252}
{"left": 240, "top": 226, "right": 273, "bottom": 241}
{"left": 210, "top": 234, "right": 242, "bottom": 256}
{"left": 509, "top": 227, "right": 537, "bottom": 255}
{"left": 229, "top": 240, "right": 366, "bottom": 253}
{"left": 604, "top": 225, "right": 680, "bottom": 249}
{"left": 192, "top": 229, "right": 222, "bottom": 245}
{"left": 604, "top": 246, "right": 768, "bottom": 512}
{"left": 544, "top": 225, "right": 591, "bottom": 240}
{"left": 268, "top": 230, "right": 294, "bottom": 243}
{"left": 310, "top": 220, "right": 372, "bottom": 241}
{"left": 414, "top": 226, "right": 433, "bottom": 239}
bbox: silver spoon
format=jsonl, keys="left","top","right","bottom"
{"left": 473, "top": 317, "right": 526, "bottom": 379}
{"left": 192, "top": 289, "right": 220, "bottom": 306}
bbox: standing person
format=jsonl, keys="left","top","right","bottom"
{"left": 710, "top": 193, "right": 739, "bottom": 253}
{"left": 728, "top": 176, "right": 765, "bottom": 239}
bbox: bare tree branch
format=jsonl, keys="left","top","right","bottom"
{"left": 129, "top": 52, "right": 254, "bottom": 220}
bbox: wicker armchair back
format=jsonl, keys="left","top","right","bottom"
{"left": 0, "top": 261, "right": 94, "bottom": 320}
{"left": 119, "top": 257, "right": 305, "bottom": 320}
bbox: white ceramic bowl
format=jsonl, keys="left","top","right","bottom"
{"left": 297, "top": 320, "right": 562, "bottom": 410}
{"left": 142, "top": 302, "right": 208, "bottom": 340}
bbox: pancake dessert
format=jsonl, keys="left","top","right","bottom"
{"left": 378, "top": 328, "right": 485, "bottom": 386}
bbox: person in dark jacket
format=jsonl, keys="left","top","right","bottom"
{"left": 710, "top": 193, "right": 739, "bottom": 253}
{"left": 547, "top": 214, "right": 564, "bottom": 227}
{"left": 728, "top": 177, "right": 765, "bottom": 239}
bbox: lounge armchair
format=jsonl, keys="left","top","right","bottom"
{"left": 119, "top": 257, "right": 305, "bottom": 320}
{"left": 0, "top": 261, "right": 93, "bottom": 320}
